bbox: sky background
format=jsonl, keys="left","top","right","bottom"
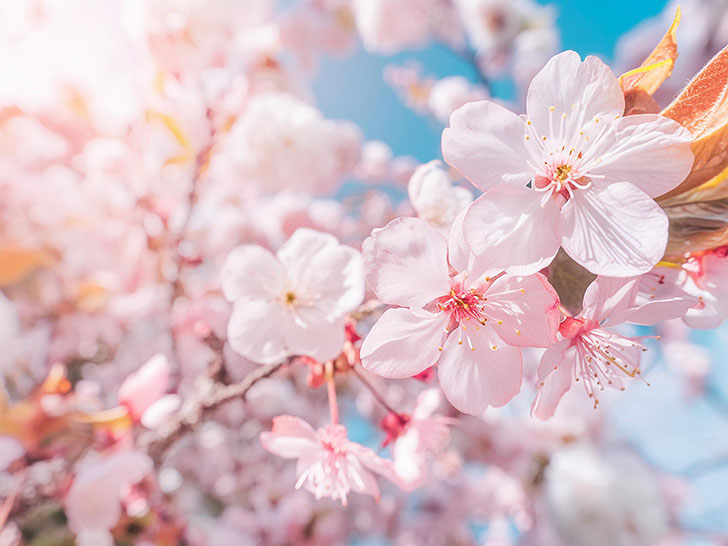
{"left": 312, "top": 1, "right": 728, "bottom": 542}
{"left": 313, "top": 0, "right": 671, "bottom": 163}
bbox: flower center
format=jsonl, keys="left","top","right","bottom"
{"left": 284, "top": 291, "right": 297, "bottom": 305}
{"left": 555, "top": 164, "right": 572, "bottom": 182}
{"left": 438, "top": 288, "right": 487, "bottom": 324}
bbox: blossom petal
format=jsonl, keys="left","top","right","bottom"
{"left": 561, "top": 182, "right": 668, "bottom": 277}
{"left": 442, "top": 100, "right": 531, "bottom": 191}
{"left": 361, "top": 308, "right": 449, "bottom": 378}
{"left": 227, "top": 299, "right": 288, "bottom": 364}
{"left": 581, "top": 276, "right": 640, "bottom": 323}
{"left": 437, "top": 324, "right": 522, "bottom": 414}
{"left": 531, "top": 339, "right": 576, "bottom": 420}
{"left": 526, "top": 51, "right": 624, "bottom": 134}
{"left": 283, "top": 309, "right": 345, "bottom": 363}
{"left": 464, "top": 186, "right": 562, "bottom": 276}
{"left": 260, "top": 415, "right": 320, "bottom": 459}
{"left": 588, "top": 114, "right": 694, "bottom": 198}
{"left": 483, "top": 273, "right": 560, "bottom": 348}
{"left": 362, "top": 217, "right": 450, "bottom": 308}
{"left": 221, "top": 245, "right": 286, "bottom": 302}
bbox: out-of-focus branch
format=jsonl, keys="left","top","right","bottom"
{"left": 141, "top": 358, "right": 291, "bottom": 463}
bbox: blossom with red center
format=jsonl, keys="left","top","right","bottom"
{"left": 360, "top": 215, "right": 560, "bottom": 415}
{"left": 532, "top": 275, "right": 695, "bottom": 419}
{"left": 442, "top": 50, "right": 694, "bottom": 277}
{"left": 681, "top": 246, "right": 728, "bottom": 329}
{"left": 260, "top": 415, "right": 398, "bottom": 505}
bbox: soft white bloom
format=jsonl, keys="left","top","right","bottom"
{"left": 222, "top": 228, "right": 365, "bottom": 364}
{"left": 545, "top": 445, "right": 669, "bottom": 546}
{"left": 407, "top": 160, "right": 472, "bottom": 231}
{"left": 427, "top": 76, "right": 488, "bottom": 124}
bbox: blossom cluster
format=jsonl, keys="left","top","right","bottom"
{"left": 1, "top": 1, "right": 728, "bottom": 545}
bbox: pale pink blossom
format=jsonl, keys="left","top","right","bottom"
{"left": 222, "top": 92, "right": 361, "bottom": 194}
{"left": 65, "top": 451, "right": 153, "bottom": 545}
{"left": 0, "top": 436, "right": 24, "bottom": 471}
{"left": 353, "top": 0, "right": 433, "bottom": 54}
{"left": 407, "top": 160, "right": 472, "bottom": 232}
{"left": 443, "top": 51, "right": 693, "bottom": 276}
{"left": 360, "top": 216, "right": 560, "bottom": 414}
{"left": 260, "top": 415, "right": 398, "bottom": 505}
{"left": 532, "top": 275, "right": 695, "bottom": 419}
{"left": 390, "top": 389, "right": 453, "bottom": 489}
{"left": 682, "top": 247, "right": 728, "bottom": 329}
{"left": 118, "top": 353, "right": 170, "bottom": 420}
{"left": 222, "top": 228, "right": 365, "bottom": 364}
{"left": 427, "top": 76, "right": 489, "bottom": 124}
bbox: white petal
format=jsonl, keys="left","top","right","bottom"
{"left": 227, "top": 299, "right": 288, "bottom": 364}
{"left": 221, "top": 245, "right": 286, "bottom": 302}
{"left": 360, "top": 308, "right": 449, "bottom": 378}
{"left": 526, "top": 51, "right": 624, "bottom": 135}
{"left": 561, "top": 182, "right": 668, "bottom": 277}
{"left": 442, "top": 100, "right": 532, "bottom": 191}
{"left": 363, "top": 217, "right": 451, "bottom": 308}
{"left": 464, "top": 186, "right": 562, "bottom": 276}
{"left": 437, "top": 324, "right": 523, "bottom": 414}
{"left": 589, "top": 114, "right": 694, "bottom": 198}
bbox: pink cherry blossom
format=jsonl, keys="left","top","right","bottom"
{"left": 532, "top": 274, "right": 695, "bottom": 419}
{"left": 407, "top": 160, "right": 472, "bottom": 232}
{"left": 118, "top": 353, "right": 170, "bottom": 420}
{"left": 682, "top": 246, "right": 728, "bottom": 329}
{"left": 390, "top": 389, "right": 453, "bottom": 489}
{"left": 428, "top": 76, "right": 489, "bottom": 124}
{"left": 442, "top": 50, "right": 693, "bottom": 276}
{"left": 360, "top": 216, "right": 560, "bottom": 414}
{"left": 222, "top": 228, "right": 365, "bottom": 364}
{"left": 260, "top": 415, "right": 398, "bottom": 505}
{"left": 65, "top": 450, "right": 153, "bottom": 545}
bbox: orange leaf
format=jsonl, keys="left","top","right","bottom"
{"left": 660, "top": 45, "right": 728, "bottom": 198}
{"left": 620, "top": 7, "right": 680, "bottom": 114}
{"left": 0, "top": 245, "right": 55, "bottom": 286}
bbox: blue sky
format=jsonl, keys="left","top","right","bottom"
{"left": 313, "top": 0, "right": 670, "bottom": 162}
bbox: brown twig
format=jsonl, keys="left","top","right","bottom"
{"left": 141, "top": 358, "right": 291, "bottom": 462}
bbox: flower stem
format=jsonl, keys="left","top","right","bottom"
{"left": 325, "top": 360, "right": 339, "bottom": 425}
{"left": 352, "top": 366, "right": 400, "bottom": 416}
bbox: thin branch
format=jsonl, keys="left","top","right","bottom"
{"left": 141, "top": 358, "right": 290, "bottom": 462}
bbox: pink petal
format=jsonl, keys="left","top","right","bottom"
{"left": 360, "top": 308, "right": 449, "bottom": 378}
{"left": 447, "top": 207, "right": 502, "bottom": 283}
{"left": 580, "top": 276, "right": 640, "bottom": 323}
{"left": 437, "top": 324, "right": 523, "bottom": 414}
{"left": 526, "top": 51, "right": 624, "bottom": 134}
{"left": 561, "top": 182, "right": 668, "bottom": 276}
{"left": 684, "top": 253, "right": 728, "bottom": 329}
{"left": 442, "top": 100, "right": 531, "bottom": 191}
{"left": 286, "top": 235, "right": 364, "bottom": 316}
{"left": 221, "top": 245, "right": 286, "bottom": 302}
{"left": 260, "top": 415, "right": 320, "bottom": 459}
{"left": 464, "top": 186, "right": 562, "bottom": 276}
{"left": 118, "top": 354, "right": 170, "bottom": 420}
{"left": 345, "top": 457, "right": 382, "bottom": 500}
{"left": 589, "top": 114, "right": 693, "bottom": 198}
{"left": 227, "top": 299, "right": 288, "bottom": 364}
{"left": 283, "top": 309, "right": 346, "bottom": 363}
{"left": 531, "top": 339, "right": 576, "bottom": 420}
{"left": 362, "top": 217, "right": 450, "bottom": 308}
{"left": 483, "top": 273, "right": 560, "bottom": 348}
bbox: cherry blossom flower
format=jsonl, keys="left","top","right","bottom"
{"left": 118, "top": 353, "right": 171, "bottom": 421}
{"left": 532, "top": 275, "right": 695, "bottom": 419}
{"left": 65, "top": 451, "right": 153, "bottom": 546}
{"left": 222, "top": 228, "right": 365, "bottom": 364}
{"left": 443, "top": 50, "right": 693, "bottom": 276}
{"left": 353, "top": 0, "right": 433, "bottom": 54}
{"left": 360, "top": 216, "right": 560, "bottom": 414}
{"left": 544, "top": 445, "right": 669, "bottom": 546}
{"left": 682, "top": 246, "right": 728, "bottom": 329}
{"left": 407, "top": 160, "right": 472, "bottom": 232}
{"left": 260, "top": 415, "right": 398, "bottom": 505}
{"left": 428, "top": 76, "right": 489, "bottom": 124}
{"left": 222, "top": 92, "right": 362, "bottom": 194}
{"left": 388, "top": 389, "right": 453, "bottom": 489}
